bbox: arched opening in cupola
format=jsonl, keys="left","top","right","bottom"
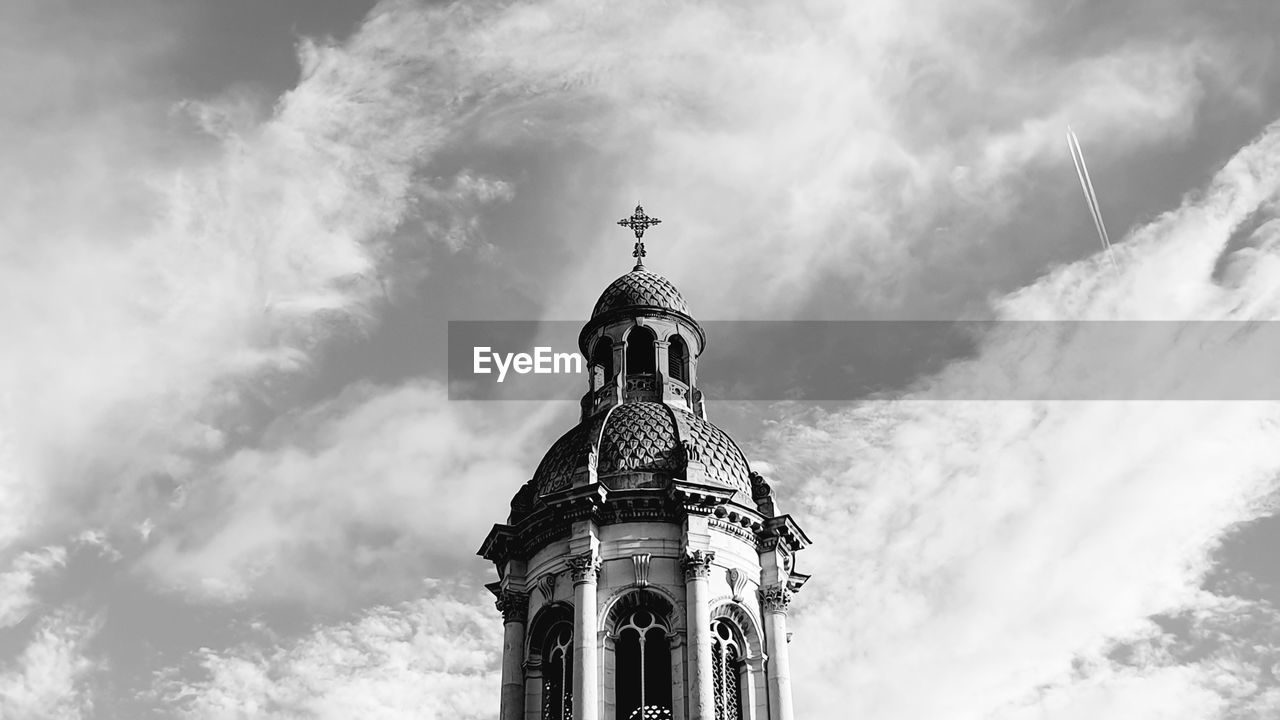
{"left": 667, "top": 335, "right": 688, "bottom": 384}
{"left": 625, "top": 326, "right": 656, "bottom": 377}
{"left": 592, "top": 337, "right": 615, "bottom": 384}
{"left": 615, "top": 608, "right": 672, "bottom": 719}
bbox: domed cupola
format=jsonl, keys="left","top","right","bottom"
{"left": 578, "top": 206, "right": 707, "bottom": 421}
{"left": 591, "top": 269, "right": 690, "bottom": 319}
{"left": 530, "top": 401, "right": 754, "bottom": 502}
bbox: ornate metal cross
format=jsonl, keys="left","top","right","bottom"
{"left": 616, "top": 204, "right": 662, "bottom": 268}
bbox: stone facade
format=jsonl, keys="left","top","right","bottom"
{"left": 480, "top": 253, "right": 811, "bottom": 720}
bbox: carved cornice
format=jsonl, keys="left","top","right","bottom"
{"left": 787, "top": 572, "right": 811, "bottom": 594}
{"left": 667, "top": 481, "right": 736, "bottom": 515}
{"left": 495, "top": 589, "right": 529, "bottom": 624}
{"left": 478, "top": 488, "right": 792, "bottom": 568}
{"left": 760, "top": 584, "right": 792, "bottom": 614}
{"left": 756, "top": 514, "right": 812, "bottom": 554}
{"left": 567, "top": 550, "right": 602, "bottom": 584}
{"left": 709, "top": 517, "right": 758, "bottom": 545}
{"left": 599, "top": 500, "right": 679, "bottom": 525}
{"left": 478, "top": 524, "right": 517, "bottom": 564}
{"left": 681, "top": 549, "right": 716, "bottom": 580}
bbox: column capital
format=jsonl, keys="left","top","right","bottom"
{"left": 760, "top": 583, "right": 792, "bottom": 614}
{"left": 495, "top": 589, "right": 530, "bottom": 624}
{"left": 680, "top": 549, "right": 716, "bottom": 580}
{"left": 567, "top": 550, "right": 602, "bottom": 585}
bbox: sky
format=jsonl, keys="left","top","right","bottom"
{"left": 3, "top": 0, "right": 1280, "bottom": 717}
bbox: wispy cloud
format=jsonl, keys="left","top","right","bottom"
{"left": 0, "top": 612, "right": 101, "bottom": 720}
{"left": 139, "top": 381, "right": 556, "bottom": 607}
{"left": 0, "top": 547, "right": 67, "bottom": 629}
{"left": 157, "top": 589, "right": 501, "bottom": 719}
{"left": 763, "top": 121, "right": 1280, "bottom": 719}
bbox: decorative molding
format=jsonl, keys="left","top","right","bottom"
{"left": 567, "top": 550, "right": 602, "bottom": 585}
{"left": 603, "top": 585, "right": 683, "bottom": 633}
{"left": 709, "top": 517, "right": 757, "bottom": 545}
{"left": 599, "top": 502, "right": 678, "bottom": 525}
{"left": 710, "top": 600, "right": 765, "bottom": 658}
{"left": 680, "top": 549, "right": 716, "bottom": 581}
{"left": 624, "top": 375, "right": 657, "bottom": 393}
{"left": 494, "top": 589, "right": 529, "bottom": 624}
{"left": 534, "top": 572, "right": 557, "bottom": 602}
{"left": 726, "top": 567, "right": 749, "bottom": 602}
{"left": 632, "top": 553, "right": 651, "bottom": 587}
{"left": 760, "top": 584, "right": 792, "bottom": 614}
{"left": 749, "top": 471, "right": 772, "bottom": 499}
{"left": 677, "top": 438, "right": 701, "bottom": 464}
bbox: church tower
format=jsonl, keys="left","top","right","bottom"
{"left": 479, "top": 206, "right": 811, "bottom": 720}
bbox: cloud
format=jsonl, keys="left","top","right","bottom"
{"left": 98, "top": 0, "right": 1267, "bottom": 609}
{"left": 0, "top": 0, "right": 520, "bottom": 554}
{"left": 0, "top": 0, "right": 1262, "bottom": 587}
{"left": 0, "top": 547, "right": 67, "bottom": 629}
{"left": 2, "top": 0, "right": 1279, "bottom": 716}
{"left": 475, "top": 0, "right": 1252, "bottom": 318}
{"left": 758, "top": 121, "right": 1280, "bottom": 719}
{"left": 157, "top": 589, "right": 501, "bottom": 720}
{"left": 0, "top": 612, "right": 101, "bottom": 720}
{"left": 138, "top": 381, "right": 559, "bottom": 607}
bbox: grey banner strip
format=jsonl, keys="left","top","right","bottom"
{"left": 448, "top": 321, "right": 1280, "bottom": 401}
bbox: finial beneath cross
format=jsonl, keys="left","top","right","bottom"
{"left": 616, "top": 204, "right": 662, "bottom": 270}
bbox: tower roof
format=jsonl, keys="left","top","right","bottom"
{"left": 531, "top": 401, "right": 752, "bottom": 497}
{"left": 591, "top": 268, "right": 689, "bottom": 318}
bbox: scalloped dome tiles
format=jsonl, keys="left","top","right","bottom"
{"left": 532, "top": 402, "right": 751, "bottom": 496}
{"left": 591, "top": 269, "right": 689, "bottom": 318}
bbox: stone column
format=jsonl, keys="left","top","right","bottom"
{"left": 761, "top": 584, "right": 795, "bottom": 720}
{"left": 569, "top": 550, "right": 602, "bottom": 720}
{"left": 682, "top": 550, "right": 716, "bottom": 720}
{"left": 654, "top": 339, "right": 670, "bottom": 392}
{"left": 496, "top": 590, "right": 530, "bottom": 720}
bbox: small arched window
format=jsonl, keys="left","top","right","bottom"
{"left": 667, "top": 336, "right": 688, "bottom": 384}
{"left": 542, "top": 624, "right": 574, "bottom": 720}
{"left": 711, "top": 619, "right": 744, "bottom": 720}
{"left": 616, "top": 609, "right": 672, "bottom": 719}
{"left": 592, "top": 338, "right": 614, "bottom": 381}
{"left": 625, "top": 327, "right": 656, "bottom": 376}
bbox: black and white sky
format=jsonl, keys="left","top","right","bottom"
{"left": 4, "top": 0, "right": 1280, "bottom": 717}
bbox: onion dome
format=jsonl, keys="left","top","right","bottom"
{"left": 532, "top": 402, "right": 752, "bottom": 497}
{"left": 579, "top": 268, "right": 704, "bottom": 359}
{"left": 592, "top": 269, "right": 690, "bottom": 318}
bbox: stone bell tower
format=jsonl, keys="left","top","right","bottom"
{"left": 479, "top": 206, "right": 811, "bottom": 720}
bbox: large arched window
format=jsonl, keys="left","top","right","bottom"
{"left": 625, "top": 327, "right": 656, "bottom": 376}
{"left": 616, "top": 609, "right": 672, "bottom": 719}
{"left": 542, "top": 623, "right": 574, "bottom": 720}
{"left": 711, "top": 619, "right": 744, "bottom": 720}
{"left": 667, "top": 335, "right": 688, "bottom": 384}
{"left": 592, "top": 337, "right": 614, "bottom": 382}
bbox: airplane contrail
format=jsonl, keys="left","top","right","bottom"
{"left": 1066, "top": 125, "right": 1118, "bottom": 267}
